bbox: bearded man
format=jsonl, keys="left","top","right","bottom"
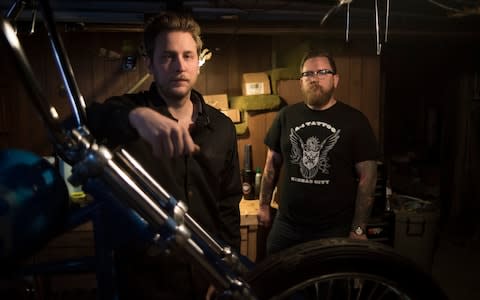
{"left": 257, "top": 49, "right": 379, "bottom": 254}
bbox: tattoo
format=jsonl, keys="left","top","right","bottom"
{"left": 351, "top": 160, "right": 377, "bottom": 230}
{"left": 259, "top": 150, "right": 282, "bottom": 206}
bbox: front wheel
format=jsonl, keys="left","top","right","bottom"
{"left": 246, "top": 238, "right": 447, "bottom": 300}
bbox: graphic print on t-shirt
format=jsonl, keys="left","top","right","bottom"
{"left": 289, "top": 121, "right": 340, "bottom": 181}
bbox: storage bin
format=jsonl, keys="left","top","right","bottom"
{"left": 393, "top": 196, "right": 440, "bottom": 272}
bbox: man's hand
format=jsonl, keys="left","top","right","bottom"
{"left": 257, "top": 204, "right": 272, "bottom": 227}
{"left": 349, "top": 231, "right": 368, "bottom": 240}
{"left": 205, "top": 285, "right": 216, "bottom": 300}
{"left": 129, "top": 107, "right": 200, "bottom": 158}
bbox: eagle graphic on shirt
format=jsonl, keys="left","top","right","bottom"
{"left": 290, "top": 128, "right": 341, "bottom": 179}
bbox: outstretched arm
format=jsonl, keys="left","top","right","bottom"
{"left": 257, "top": 148, "right": 283, "bottom": 227}
{"left": 129, "top": 107, "right": 200, "bottom": 158}
{"left": 350, "top": 160, "right": 377, "bottom": 240}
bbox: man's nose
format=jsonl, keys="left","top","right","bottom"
{"left": 174, "top": 56, "right": 187, "bottom": 71}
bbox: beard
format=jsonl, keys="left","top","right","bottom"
{"left": 156, "top": 79, "right": 192, "bottom": 102}
{"left": 159, "top": 86, "right": 188, "bottom": 101}
{"left": 302, "top": 83, "right": 335, "bottom": 108}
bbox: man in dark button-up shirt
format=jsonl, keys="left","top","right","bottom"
{"left": 85, "top": 12, "right": 241, "bottom": 300}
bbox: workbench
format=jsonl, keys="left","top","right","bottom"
{"left": 239, "top": 199, "right": 260, "bottom": 261}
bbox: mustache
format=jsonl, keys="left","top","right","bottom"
{"left": 308, "top": 83, "right": 323, "bottom": 92}
{"left": 172, "top": 75, "right": 189, "bottom": 81}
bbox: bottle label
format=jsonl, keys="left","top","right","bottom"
{"left": 242, "top": 182, "right": 252, "bottom": 195}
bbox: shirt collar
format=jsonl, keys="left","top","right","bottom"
{"left": 146, "top": 82, "right": 211, "bottom": 128}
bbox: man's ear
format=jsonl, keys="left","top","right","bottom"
{"left": 333, "top": 74, "right": 340, "bottom": 88}
{"left": 144, "top": 56, "right": 153, "bottom": 73}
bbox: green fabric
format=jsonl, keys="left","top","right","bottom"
{"left": 229, "top": 94, "right": 281, "bottom": 111}
{"left": 234, "top": 121, "right": 248, "bottom": 136}
{"left": 268, "top": 68, "right": 299, "bottom": 94}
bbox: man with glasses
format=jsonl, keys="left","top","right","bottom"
{"left": 257, "top": 49, "right": 378, "bottom": 255}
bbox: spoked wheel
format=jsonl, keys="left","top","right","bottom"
{"left": 246, "top": 238, "right": 447, "bottom": 300}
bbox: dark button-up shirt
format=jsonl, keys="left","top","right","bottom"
{"left": 86, "top": 83, "right": 242, "bottom": 249}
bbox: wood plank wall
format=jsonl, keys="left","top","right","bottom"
{"left": 0, "top": 31, "right": 380, "bottom": 174}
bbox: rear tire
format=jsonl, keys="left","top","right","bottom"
{"left": 246, "top": 238, "right": 447, "bottom": 299}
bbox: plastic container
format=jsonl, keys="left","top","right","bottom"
{"left": 254, "top": 167, "right": 262, "bottom": 199}
{"left": 393, "top": 195, "right": 440, "bottom": 273}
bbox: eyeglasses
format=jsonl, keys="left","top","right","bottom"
{"left": 300, "top": 69, "right": 335, "bottom": 79}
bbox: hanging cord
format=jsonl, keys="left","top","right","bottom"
{"left": 29, "top": 3, "right": 37, "bottom": 35}
{"left": 321, "top": 0, "right": 353, "bottom": 25}
{"left": 427, "top": 0, "right": 463, "bottom": 13}
{"left": 345, "top": 2, "right": 351, "bottom": 42}
{"left": 374, "top": 0, "right": 381, "bottom": 55}
{"left": 384, "top": 0, "right": 390, "bottom": 43}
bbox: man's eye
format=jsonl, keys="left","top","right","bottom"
{"left": 302, "top": 71, "right": 315, "bottom": 77}
{"left": 160, "top": 54, "right": 174, "bottom": 61}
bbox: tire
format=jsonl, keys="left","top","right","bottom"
{"left": 245, "top": 238, "right": 447, "bottom": 300}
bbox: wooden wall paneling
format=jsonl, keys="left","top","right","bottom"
{"left": 260, "top": 110, "right": 280, "bottom": 171}
{"left": 195, "top": 66, "right": 207, "bottom": 94}
{"left": 114, "top": 34, "right": 136, "bottom": 96}
{"left": 136, "top": 59, "right": 153, "bottom": 93}
{"left": 237, "top": 137, "right": 246, "bottom": 170}
{"left": 89, "top": 33, "right": 105, "bottom": 105}
{"left": 348, "top": 56, "right": 363, "bottom": 110}
{"left": 0, "top": 87, "right": 14, "bottom": 149}
{"left": 96, "top": 33, "right": 126, "bottom": 102}
{"left": 204, "top": 36, "right": 230, "bottom": 95}
{"left": 21, "top": 35, "right": 54, "bottom": 155}
{"left": 361, "top": 55, "right": 381, "bottom": 140}
{"left": 232, "top": 35, "right": 273, "bottom": 171}
{"left": 245, "top": 112, "right": 267, "bottom": 171}
{"left": 236, "top": 35, "right": 273, "bottom": 78}
{"left": 201, "top": 34, "right": 242, "bottom": 96}
{"left": 226, "top": 35, "right": 241, "bottom": 96}
{"left": 83, "top": 32, "right": 98, "bottom": 102}
{"left": 0, "top": 39, "right": 19, "bottom": 150}
{"left": 0, "top": 33, "right": 17, "bottom": 149}
{"left": 334, "top": 56, "right": 350, "bottom": 103}
{"left": 237, "top": 110, "right": 279, "bottom": 173}
{"left": 0, "top": 42, "right": 11, "bottom": 149}
{"left": 122, "top": 34, "right": 150, "bottom": 95}
{"left": 90, "top": 32, "right": 110, "bottom": 102}
{"left": 0, "top": 91, "right": 8, "bottom": 134}
{"left": 77, "top": 32, "right": 151, "bottom": 101}
{"left": 61, "top": 32, "right": 92, "bottom": 118}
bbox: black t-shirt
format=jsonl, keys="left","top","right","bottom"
{"left": 265, "top": 101, "right": 378, "bottom": 228}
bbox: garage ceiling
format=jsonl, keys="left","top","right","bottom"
{"left": 1, "top": 0, "right": 479, "bottom": 37}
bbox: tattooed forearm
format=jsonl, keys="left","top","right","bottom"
{"left": 351, "top": 160, "right": 377, "bottom": 230}
{"left": 259, "top": 150, "right": 282, "bottom": 206}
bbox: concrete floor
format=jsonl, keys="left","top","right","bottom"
{"left": 432, "top": 229, "right": 480, "bottom": 300}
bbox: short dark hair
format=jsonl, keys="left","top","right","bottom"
{"left": 300, "top": 49, "right": 337, "bottom": 74}
{"left": 143, "top": 11, "right": 203, "bottom": 59}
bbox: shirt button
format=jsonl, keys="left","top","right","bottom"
{"left": 188, "top": 190, "right": 193, "bottom": 198}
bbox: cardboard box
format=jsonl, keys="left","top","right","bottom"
{"left": 240, "top": 225, "right": 257, "bottom": 262}
{"left": 277, "top": 79, "right": 303, "bottom": 105}
{"left": 221, "top": 109, "right": 241, "bottom": 123}
{"left": 242, "top": 72, "right": 271, "bottom": 96}
{"left": 240, "top": 199, "right": 259, "bottom": 261}
{"left": 203, "top": 94, "right": 229, "bottom": 110}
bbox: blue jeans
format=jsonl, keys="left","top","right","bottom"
{"left": 266, "top": 212, "right": 350, "bottom": 255}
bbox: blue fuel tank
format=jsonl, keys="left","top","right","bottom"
{"left": 0, "top": 149, "right": 69, "bottom": 268}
